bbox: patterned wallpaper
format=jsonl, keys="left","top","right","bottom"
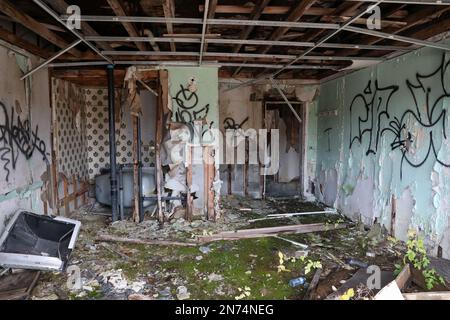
{"left": 52, "top": 82, "right": 156, "bottom": 181}
{"left": 84, "top": 88, "right": 156, "bottom": 179}
{"left": 52, "top": 79, "right": 89, "bottom": 180}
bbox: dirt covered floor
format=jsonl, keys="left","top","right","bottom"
{"left": 29, "top": 196, "right": 411, "bottom": 300}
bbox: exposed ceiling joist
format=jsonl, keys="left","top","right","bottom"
{"left": 162, "top": 0, "right": 176, "bottom": 52}
{"left": 203, "top": 0, "right": 217, "bottom": 52}
{"left": 233, "top": 0, "right": 271, "bottom": 54}
{"left": 261, "top": 0, "right": 317, "bottom": 54}
{"left": 43, "top": 0, "right": 113, "bottom": 51}
{"left": 106, "top": 0, "right": 158, "bottom": 51}
{"left": 0, "top": 0, "right": 82, "bottom": 57}
{"left": 0, "top": 25, "right": 52, "bottom": 58}
{"left": 85, "top": 35, "right": 412, "bottom": 51}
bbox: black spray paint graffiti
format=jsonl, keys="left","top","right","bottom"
{"left": 173, "top": 84, "right": 210, "bottom": 123}
{"left": 223, "top": 117, "right": 249, "bottom": 130}
{"left": 349, "top": 53, "right": 450, "bottom": 179}
{"left": 0, "top": 101, "right": 49, "bottom": 181}
{"left": 173, "top": 84, "right": 215, "bottom": 142}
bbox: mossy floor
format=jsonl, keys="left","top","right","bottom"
{"left": 30, "top": 196, "right": 404, "bottom": 300}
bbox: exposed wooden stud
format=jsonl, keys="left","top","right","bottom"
{"left": 156, "top": 71, "right": 165, "bottom": 225}
{"left": 72, "top": 174, "right": 78, "bottom": 210}
{"left": 186, "top": 146, "right": 194, "bottom": 222}
{"left": 132, "top": 115, "right": 140, "bottom": 223}
{"left": 62, "top": 174, "right": 69, "bottom": 216}
{"left": 0, "top": 0, "right": 82, "bottom": 57}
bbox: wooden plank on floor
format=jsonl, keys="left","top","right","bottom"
{"left": 199, "top": 223, "right": 347, "bottom": 242}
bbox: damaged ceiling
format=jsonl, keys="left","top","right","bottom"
{"left": 0, "top": 0, "right": 449, "bottom": 84}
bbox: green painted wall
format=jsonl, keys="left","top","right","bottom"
{"left": 167, "top": 66, "right": 219, "bottom": 129}
{"left": 315, "top": 43, "right": 450, "bottom": 257}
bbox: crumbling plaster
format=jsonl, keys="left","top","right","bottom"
{"left": 315, "top": 41, "right": 450, "bottom": 258}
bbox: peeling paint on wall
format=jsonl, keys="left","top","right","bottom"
{"left": 315, "top": 41, "right": 450, "bottom": 258}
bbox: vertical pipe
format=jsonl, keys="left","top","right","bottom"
{"left": 137, "top": 116, "right": 144, "bottom": 222}
{"left": 119, "top": 165, "right": 124, "bottom": 220}
{"left": 107, "top": 64, "right": 119, "bottom": 222}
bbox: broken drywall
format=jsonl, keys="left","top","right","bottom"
{"left": 166, "top": 67, "right": 220, "bottom": 216}
{"left": 315, "top": 40, "right": 450, "bottom": 258}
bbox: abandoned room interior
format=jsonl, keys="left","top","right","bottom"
{"left": 0, "top": 0, "right": 449, "bottom": 302}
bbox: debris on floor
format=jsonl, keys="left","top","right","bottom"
{"left": 12, "top": 195, "right": 447, "bottom": 300}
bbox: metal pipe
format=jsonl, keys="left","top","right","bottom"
{"left": 85, "top": 35, "right": 411, "bottom": 51}
{"left": 119, "top": 165, "right": 124, "bottom": 220}
{"left": 137, "top": 117, "right": 144, "bottom": 222}
{"left": 66, "top": 15, "right": 340, "bottom": 30}
{"left": 48, "top": 61, "right": 338, "bottom": 69}
{"left": 226, "top": 1, "right": 385, "bottom": 91}
{"left": 272, "top": 1, "right": 385, "bottom": 78}
{"left": 343, "top": 26, "right": 450, "bottom": 51}
{"left": 199, "top": 0, "right": 210, "bottom": 65}
{"left": 20, "top": 40, "right": 81, "bottom": 80}
{"left": 32, "top": 0, "right": 113, "bottom": 64}
{"left": 270, "top": 78, "right": 302, "bottom": 123}
{"left": 107, "top": 64, "right": 119, "bottom": 222}
{"left": 101, "top": 50, "right": 383, "bottom": 61}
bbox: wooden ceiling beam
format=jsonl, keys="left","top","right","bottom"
{"left": 333, "top": 6, "right": 449, "bottom": 57}
{"left": 106, "top": 0, "right": 157, "bottom": 51}
{"left": 162, "top": 0, "right": 176, "bottom": 52}
{"left": 261, "top": 0, "right": 317, "bottom": 54}
{"left": 0, "top": 25, "right": 53, "bottom": 58}
{"left": 233, "top": 0, "right": 271, "bottom": 54}
{"left": 302, "top": 2, "right": 364, "bottom": 42}
{"left": 203, "top": 0, "right": 218, "bottom": 52}
{"left": 0, "top": 0, "right": 82, "bottom": 57}
{"left": 199, "top": 4, "right": 408, "bottom": 18}
{"left": 43, "top": 0, "right": 113, "bottom": 51}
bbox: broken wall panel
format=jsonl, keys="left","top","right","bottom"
{"left": 166, "top": 67, "right": 219, "bottom": 216}
{"left": 315, "top": 40, "right": 450, "bottom": 258}
{"left": 0, "top": 45, "right": 51, "bottom": 236}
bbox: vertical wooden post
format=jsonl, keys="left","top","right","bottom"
{"left": 63, "top": 175, "right": 69, "bottom": 216}
{"left": 155, "top": 70, "right": 166, "bottom": 225}
{"left": 132, "top": 115, "right": 140, "bottom": 222}
{"left": 72, "top": 174, "right": 78, "bottom": 210}
{"left": 186, "top": 146, "right": 193, "bottom": 221}
{"left": 207, "top": 146, "right": 215, "bottom": 221}
{"left": 82, "top": 183, "right": 87, "bottom": 205}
